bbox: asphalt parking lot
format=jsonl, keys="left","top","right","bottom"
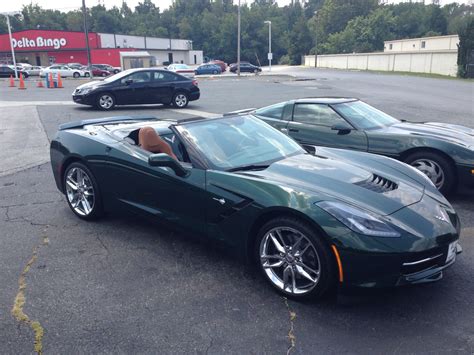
{"left": 1, "top": 67, "right": 474, "bottom": 354}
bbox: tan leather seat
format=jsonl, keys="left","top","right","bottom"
{"left": 138, "top": 126, "right": 177, "bottom": 160}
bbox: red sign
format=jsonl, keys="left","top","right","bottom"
{"left": 0, "top": 29, "right": 100, "bottom": 51}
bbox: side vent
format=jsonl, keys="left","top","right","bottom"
{"left": 354, "top": 174, "right": 398, "bottom": 193}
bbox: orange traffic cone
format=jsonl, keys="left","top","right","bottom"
{"left": 48, "top": 73, "right": 54, "bottom": 88}
{"left": 57, "top": 73, "right": 64, "bottom": 88}
{"left": 9, "top": 74, "right": 15, "bottom": 87}
{"left": 37, "top": 79, "right": 44, "bottom": 88}
{"left": 18, "top": 74, "right": 26, "bottom": 90}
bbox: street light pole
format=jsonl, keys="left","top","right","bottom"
{"left": 2, "top": 12, "right": 21, "bottom": 79}
{"left": 237, "top": 0, "right": 241, "bottom": 76}
{"left": 82, "top": 0, "right": 92, "bottom": 77}
{"left": 264, "top": 20, "right": 272, "bottom": 72}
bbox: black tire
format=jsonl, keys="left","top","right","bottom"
{"left": 73, "top": 72, "right": 80, "bottom": 78}
{"left": 22, "top": 72, "right": 29, "bottom": 79}
{"left": 403, "top": 151, "right": 456, "bottom": 195}
{"left": 212, "top": 70, "right": 218, "bottom": 74}
{"left": 253, "top": 69, "right": 258, "bottom": 73}
{"left": 172, "top": 92, "right": 189, "bottom": 108}
{"left": 255, "top": 217, "right": 336, "bottom": 300}
{"left": 84, "top": 72, "right": 90, "bottom": 77}
{"left": 95, "top": 93, "right": 116, "bottom": 110}
{"left": 63, "top": 162, "right": 103, "bottom": 220}
{"left": 102, "top": 72, "right": 108, "bottom": 77}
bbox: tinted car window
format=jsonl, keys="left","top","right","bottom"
{"left": 154, "top": 71, "right": 178, "bottom": 81}
{"left": 121, "top": 71, "right": 151, "bottom": 84}
{"left": 293, "top": 104, "right": 344, "bottom": 126}
{"left": 332, "top": 101, "right": 399, "bottom": 129}
{"left": 255, "top": 102, "right": 286, "bottom": 120}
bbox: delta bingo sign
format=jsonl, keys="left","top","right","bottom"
{"left": 12, "top": 36, "right": 67, "bottom": 50}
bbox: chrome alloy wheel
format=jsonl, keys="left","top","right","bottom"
{"left": 174, "top": 93, "right": 188, "bottom": 107}
{"left": 260, "top": 227, "right": 321, "bottom": 295}
{"left": 65, "top": 167, "right": 95, "bottom": 216}
{"left": 410, "top": 158, "right": 445, "bottom": 189}
{"left": 99, "top": 95, "right": 114, "bottom": 109}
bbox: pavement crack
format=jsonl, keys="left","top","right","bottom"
{"left": 283, "top": 297, "right": 297, "bottom": 355}
{"left": 11, "top": 236, "right": 49, "bottom": 355}
{"left": 96, "top": 234, "right": 109, "bottom": 254}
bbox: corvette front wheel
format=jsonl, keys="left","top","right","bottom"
{"left": 64, "top": 162, "right": 103, "bottom": 220}
{"left": 256, "top": 217, "right": 336, "bottom": 300}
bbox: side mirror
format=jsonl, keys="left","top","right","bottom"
{"left": 125, "top": 79, "right": 133, "bottom": 85}
{"left": 148, "top": 153, "right": 189, "bottom": 177}
{"left": 331, "top": 122, "right": 353, "bottom": 135}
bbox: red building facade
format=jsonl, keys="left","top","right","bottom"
{"left": 0, "top": 29, "right": 134, "bottom": 66}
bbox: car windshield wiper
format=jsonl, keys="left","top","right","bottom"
{"left": 227, "top": 164, "right": 270, "bottom": 172}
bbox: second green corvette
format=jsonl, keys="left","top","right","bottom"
{"left": 50, "top": 114, "right": 462, "bottom": 299}
{"left": 248, "top": 98, "right": 474, "bottom": 195}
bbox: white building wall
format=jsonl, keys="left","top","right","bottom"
{"left": 304, "top": 50, "right": 458, "bottom": 76}
{"left": 146, "top": 37, "right": 171, "bottom": 50}
{"left": 384, "top": 35, "right": 459, "bottom": 52}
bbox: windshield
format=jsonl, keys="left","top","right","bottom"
{"left": 103, "top": 69, "right": 135, "bottom": 82}
{"left": 333, "top": 100, "right": 399, "bottom": 129}
{"left": 176, "top": 116, "right": 304, "bottom": 170}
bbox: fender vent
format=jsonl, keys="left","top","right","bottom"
{"left": 354, "top": 174, "right": 398, "bottom": 193}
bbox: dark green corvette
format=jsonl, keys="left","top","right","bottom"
{"left": 50, "top": 114, "right": 462, "bottom": 299}
{"left": 248, "top": 98, "right": 474, "bottom": 195}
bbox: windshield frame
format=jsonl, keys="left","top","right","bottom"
{"left": 171, "top": 116, "right": 305, "bottom": 171}
{"left": 331, "top": 100, "right": 400, "bottom": 130}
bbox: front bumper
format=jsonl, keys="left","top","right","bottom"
{"left": 72, "top": 94, "right": 95, "bottom": 106}
{"left": 456, "top": 163, "right": 474, "bottom": 189}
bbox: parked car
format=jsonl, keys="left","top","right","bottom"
{"left": 167, "top": 63, "right": 195, "bottom": 78}
{"left": 50, "top": 114, "right": 461, "bottom": 300}
{"left": 195, "top": 63, "right": 222, "bottom": 75}
{"left": 25, "top": 66, "right": 44, "bottom": 76}
{"left": 40, "top": 65, "right": 87, "bottom": 78}
{"left": 229, "top": 62, "right": 262, "bottom": 73}
{"left": 68, "top": 63, "right": 84, "bottom": 69}
{"left": 72, "top": 68, "right": 200, "bottom": 110}
{"left": 209, "top": 60, "right": 227, "bottom": 72}
{"left": 90, "top": 65, "right": 112, "bottom": 77}
{"left": 0, "top": 65, "right": 29, "bottom": 78}
{"left": 92, "top": 63, "right": 121, "bottom": 74}
{"left": 247, "top": 98, "right": 474, "bottom": 195}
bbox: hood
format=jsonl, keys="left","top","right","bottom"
{"left": 75, "top": 80, "right": 109, "bottom": 90}
{"left": 243, "top": 154, "right": 424, "bottom": 216}
{"left": 382, "top": 122, "right": 474, "bottom": 148}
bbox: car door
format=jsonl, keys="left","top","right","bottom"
{"left": 104, "top": 135, "right": 208, "bottom": 236}
{"left": 286, "top": 103, "right": 368, "bottom": 151}
{"left": 115, "top": 71, "right": 152, "bottom": 104}
{"left": 151, "top": 71, "right": 178, "bottom": 103}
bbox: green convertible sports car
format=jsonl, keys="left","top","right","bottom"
{"left": 50, "top": 114, "right": 462, "bottom": 299}
{"left": 245, "top": 98, "right": 474, "bottom": 195}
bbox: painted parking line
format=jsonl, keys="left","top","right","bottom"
{"left": 0, "top": 101, "right": 75, "bottom": 108}
{"left": 170, "top": 108, "right": 220, "bottom": 118}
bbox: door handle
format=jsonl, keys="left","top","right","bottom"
{"left": 289, "top": 128, "right": 299, "bottom": 132}
{"left": 280, "top": 128, "right": 288, "bottom": 134}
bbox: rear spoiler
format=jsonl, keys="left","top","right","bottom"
{"left": 223, "top": 108, "right": 256, "bottom": 116}
{"left": 59, "top": 115, "right": 159, "bottom": 130}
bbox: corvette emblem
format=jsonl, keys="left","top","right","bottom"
{"left": 213, "top": 197, "right": 226, "bottom": 205}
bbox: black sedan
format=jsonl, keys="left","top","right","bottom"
{"left": 72, "top": 68, "right": 200, "bottom": 110}
{"left": 229, "top": 62, "right": 262, "bottom": 73}
{"left": 0, "top": 65, "right": 29, "bottom": 78}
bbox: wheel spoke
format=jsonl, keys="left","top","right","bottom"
{"left": 81, "top": 197, "right": 92, "bottom": 214}
{"left": 292, "top": 236, "right": 304, "bottom": 250}
{"left": 261, "top": 254, "right": 285, "bottom": 268}
{"left": 66, "top": 177, "right": 78, "bottom": 191}
{"left": 283, "top": 265, "right": 293, "bottom": 292}
{"left": 295, "top": 264, "right": 317, "bottom": 283}
{"left": 295, "top": 261, "right": 319, "bottom": 276}
{"left": 269, "top": 233, "right": 285, "bottom": 253}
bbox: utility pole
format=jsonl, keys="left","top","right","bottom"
{"left": 237, "top": 0, "right": 241, "bottom": 76}
{"left": 1, "top": 12, "right": 21, "bottom": 79}
{"left": 264, "top": 20, "right": 272, "bottom": 72}
{"left": 82, "top": 0, "right": 92, "bottom": 77}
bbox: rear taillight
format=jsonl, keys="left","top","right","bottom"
{"left": 192, "top": 79, "right": 198, "bottom": 86}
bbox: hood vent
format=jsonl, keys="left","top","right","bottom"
{"left": 354, "top": 174, "right": 398, "bottom": 193}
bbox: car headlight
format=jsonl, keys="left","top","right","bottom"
{"left": 316, "top": 201, "right": 401, "bottom": 238}
{"left": 78, "top": 87, "right": 96, "bottom": 95}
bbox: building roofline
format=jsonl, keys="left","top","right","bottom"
{"left": 384, "top": 34, "right": 459, "bottom": 44}
{"left": 1, "top": 28, "right": 98, "bottom": 35}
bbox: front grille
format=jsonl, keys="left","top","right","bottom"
{"left": 401, "top": 247, "right": 446, "bottom": 275}
{"left": 354, "top": 174, "right": 398, "bottom": 193}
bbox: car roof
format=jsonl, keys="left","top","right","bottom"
{"left": 293, "top": 97, "right": 359, "bottom": 105}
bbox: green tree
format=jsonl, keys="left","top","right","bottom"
{"left": 457, "top": 18, "right": 474, "bottom": 78}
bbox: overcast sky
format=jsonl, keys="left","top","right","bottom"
{"left": 2, "top": 0, "right": 472, "bottom": 13}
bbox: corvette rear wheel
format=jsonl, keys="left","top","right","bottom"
{"left": 64, "top": 162, "right": 103, "bottom": 220}
{"left": 256, "top": 217, "right": 335, "bottom": 299}
{"left": 404, "top": 151, "right": 455, "bottom": 195}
